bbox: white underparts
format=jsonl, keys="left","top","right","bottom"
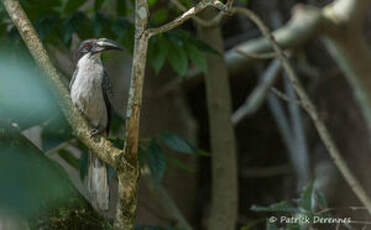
{"left": 70, "top": 52, "right": 108, "bottom": 129}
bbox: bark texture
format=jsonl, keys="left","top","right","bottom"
{"left": 114, "top": 0, "right": 150, "bottom": 228}
{"left": 199, "top": 8, "right": 238, "bottom": 230}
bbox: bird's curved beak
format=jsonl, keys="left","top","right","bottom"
{"left": 96, "top": 38, "right": 124, "bottom": 52}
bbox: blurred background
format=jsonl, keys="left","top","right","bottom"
{"left": 1, "top": 0, "right": 371, "bottom": 229}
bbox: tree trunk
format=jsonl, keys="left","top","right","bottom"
{"left": 198, "top": 8, "right": 238, "bottom": 230}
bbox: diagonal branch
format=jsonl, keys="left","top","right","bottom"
{"left": 147, "top": 0, "right": 227, "bottom": 36}
{"left": 231, "top": 6, "right": 371, "bottom": 214}
{"left": 232, "top": 59, "right": 281, "bottom": 124}
{"left": 169, "top": 0, "right": 223, "bottom": 27}
{"left": 1, "top": 0, "right": 121, "bottom": 167}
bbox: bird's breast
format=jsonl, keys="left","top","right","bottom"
{"left": 70, "top": 63, "right": 107, "bottom": 128}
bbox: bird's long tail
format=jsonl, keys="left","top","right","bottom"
{"left": 88, "top": 151, "right": 109, "bottom": 211}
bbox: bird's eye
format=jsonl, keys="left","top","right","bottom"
{"left": 84, "top": 44, "right": 92, "bottom": 49}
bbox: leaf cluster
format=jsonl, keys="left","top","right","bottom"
{"left": 247, "top": 184, "right": 329, "bottom": 230}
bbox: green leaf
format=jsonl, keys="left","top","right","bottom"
{"left": 146, "top": 140, "right": 166, "bottom": 183}
{"left": 185, "top": 42, "right": 208, "bottom": 73}
{"left": 58, "top": 149, "right": 80, "bottom": 170}
{"left": 167, "top": 40, "right": 188, "bottom": 76}
{"left": 95, "top": 0, "right": 106, "bottom": 11}
{"left": 315, "top": 190, "right": 328, "bottom": 209}
{"left": 286, "top": 223, "right": 301, "bottom": 230}
{"left": 151, "top": 8, "right": 168, "bottom": 25}
{"left": 148, "top": 35, "right": 169, "bottom": 75}
{"left": 64, "top": 0, "right": 86, "bottom": 14}
{"left": 189, "top": 38, "right": 220, "bottom": 56}
{"left": 148, "top": 0, "right": 158, "bottom": 8}
{"left": 298, "top": 184, "right": 314, "bottom": 212}
{"left": 159, "top": 131, "right": 195, "bottom": 154}
{"left": 251, "top": 201, "right": 298, "bottom": 213}
{"left": 177, "top": 0, "right": 192, "bottom": 8}
{"left": 117, "top": 0, "right": 131, "bottom": 16}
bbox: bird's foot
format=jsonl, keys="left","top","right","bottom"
{"left": 90, "top": 128, "right": 100, "bottom": 138}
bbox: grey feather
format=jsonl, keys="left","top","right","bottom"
{"left": 69, "top": 66, "right": 78, "bottom": 90}
{"left": 70, "top": 52, "right": 110, "bottom": 211}
{"left": 102, "top": 71, "right": 112, "bottom": 134}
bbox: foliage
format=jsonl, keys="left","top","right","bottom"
{"left": 0, "top": 0, "right": 216, "bottom": 228}
{"left": 247, "top": 184, "right": 329, "bottom": 230}
{"left": 103, "top": 131, "right": 205, "bottom": 183}
{"left": 0, "top": 0, "right": 216, "bottom": 76}
{"left": 0, "top": 52, "right": 59, "bottom": 129}
{"left": 139, "top": 131, "right": 207, "bottom": 184}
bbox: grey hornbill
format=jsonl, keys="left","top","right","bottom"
{"left": 69, "top": 38, "right": 123, "bottom": 211}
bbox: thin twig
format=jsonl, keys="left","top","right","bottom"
{"left": 271, "top": 87, "right": 303, "bottom": 107}
{"left": 169, "top": 0, "right": 223, "bottom": 27}
{"left": 236, "top": 49, "right": 277, "bottom": 59}
{"left": 232, "top": 59, "right": 281, "bottom": 124}
{"left": 231, "top": 6, "right": 371, "bottom": 214}
{"left": 268, "top": 93, "right": 296, "bottom": 160}
{"left": 147, "top": 0, "right": 228, "bottom": 36}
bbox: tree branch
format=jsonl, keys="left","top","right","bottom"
{"left": 147, "top": 0, "right": 227, "bottom": 36}
{"left": 283, "top": 72, "right": 310, "bottom": 189}
{"left": 231, "top": 6, "right": 371, "bottom": 214}
{"left": 160, "top": 4, "right": 323, "bottom": 93}
{"left": 198, "top": 8, "right": 238, "bottom": 230}
{"left": 232, "top": 59, "right": 281, "bottom": 124}
{"left": 321, "top": 0, "right": 371, "bottom": 132}
{"left": 114, "top": 0, "right": 150, "bottom": 227}
{"left": 1, "top": 0, "right": 121, "bottom": 167}
{"left": 169, "top": 0, "right": 223, "bottom": 27}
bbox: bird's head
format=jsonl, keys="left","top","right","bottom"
{"left": 74, "top": 38, "right": 124, "bottom": 62}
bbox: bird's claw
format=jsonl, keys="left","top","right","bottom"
{"left": 90, "top": 129, "right": 99, "bottom": 137}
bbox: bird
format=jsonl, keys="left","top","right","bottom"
{"left": 69, "top": 38, "right": 123, "bottom": 211}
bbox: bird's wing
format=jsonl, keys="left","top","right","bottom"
{"left": 102, "top": 71, "right": 113, "bottom": 134}
{"left": 69, "top": 66, "right": 78, "bottom": 90}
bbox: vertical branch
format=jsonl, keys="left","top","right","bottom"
{"left": 283, "top": 72, "right": 310, "bottom": 188}
{"left": 198, "top": 8, "right": 238, "bottom": 230}
{"left": 114, "top": 0, "right": 150, "bottom": 229}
